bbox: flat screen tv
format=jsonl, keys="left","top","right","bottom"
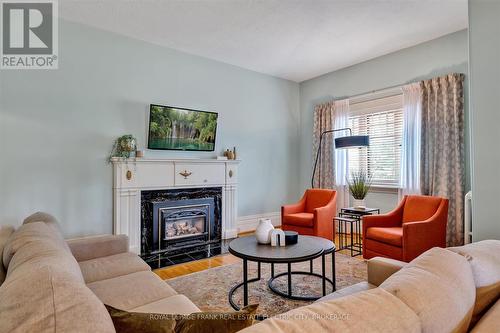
{"left": 148, "top": 104, "right": 218, "bottom": 151}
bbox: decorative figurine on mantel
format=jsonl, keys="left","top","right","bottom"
{"left": 224, "top": 148, "right": 235, "bottom": 160}
{"left": 222, "top": 147, "right": 237, "bottom": 160}
{"left": 109, "top": 135, "right": 137, "bottom": 161}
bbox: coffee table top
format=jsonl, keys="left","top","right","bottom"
{"left": 229, "top": 235, "right": 334, "bottom": 263}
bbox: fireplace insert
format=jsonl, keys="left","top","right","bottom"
{"left": 162, "top": 205, "right": 208, "bottom": 241}
{"left": 141, "top": 188, "right": 223, "bottom": 268}
{"left": 154, "top": 198, "right": 214, "bottom": 253}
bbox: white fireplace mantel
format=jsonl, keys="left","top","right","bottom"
{"left": 111, "top": 157, "right": 240, "bottom": 254}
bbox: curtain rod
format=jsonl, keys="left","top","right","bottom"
{"left": 336, "top": 72, "right": 463, "bottom": 102}
{"left": 335, "top": 81, "right": 413, "bottom": 102}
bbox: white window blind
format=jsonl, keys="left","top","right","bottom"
{"left": 348, "top": 93, "right": 403, "bottom": 187}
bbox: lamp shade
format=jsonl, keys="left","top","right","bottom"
{"left": 334, "top": 135, "right": 369, "bottom": 149}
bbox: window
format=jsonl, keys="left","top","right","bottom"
{"left": 348, "top": 92, "right": 403, "bottom": 187}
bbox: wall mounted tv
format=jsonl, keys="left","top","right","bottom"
{"left": 148, "top": 104, "right": 218, "bottom": 151}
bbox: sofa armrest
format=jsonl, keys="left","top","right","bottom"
{"left": 367, "top": 257, "right": 406, "bottom": 286}
{"left": 66, "top": 234, "right": 129, "bottom": 262}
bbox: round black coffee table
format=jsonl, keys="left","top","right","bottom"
{"left": 228, "top": 235, "right": 336, "bottom": 311}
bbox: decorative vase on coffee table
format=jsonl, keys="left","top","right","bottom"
{"left": 255, "top": 219, "right": 274, "bottom": 244}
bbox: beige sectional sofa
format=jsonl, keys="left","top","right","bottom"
{"left": 241, "top": 240, "right": 500, "bottom": 333}
{"left": 0, "top": 212, "right": 200, "bottom": 332}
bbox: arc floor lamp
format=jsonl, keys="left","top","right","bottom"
{"left": 311, "top": 128, "right": 369, "bottom": 188}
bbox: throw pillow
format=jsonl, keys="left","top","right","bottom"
{"left": 106, "top": 304, "right": 258, "bottom": 333}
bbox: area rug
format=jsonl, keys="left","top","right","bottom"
{"left": 166, "top": 253, "right": 367, "bottom": 317}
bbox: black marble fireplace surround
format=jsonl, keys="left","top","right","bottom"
{"left": 141, "top": 187, "right": 224, "bottom": 269}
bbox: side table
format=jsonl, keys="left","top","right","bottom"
{"left": 335, "top": 207, "right": 380, "bottom": 257}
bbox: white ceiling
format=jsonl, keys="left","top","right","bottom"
{"left": 59, "top": 0, "right": 468, "bottom": 82}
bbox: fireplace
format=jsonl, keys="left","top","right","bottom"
{"left": 141, "top": 188, "right": 222, "bottom": 268}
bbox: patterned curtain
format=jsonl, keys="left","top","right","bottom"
{"left": 312, "top": 101, "right": 334, "bottom": 188}
{"left": 420, "top": 73, "right": 465, "bottom": 246}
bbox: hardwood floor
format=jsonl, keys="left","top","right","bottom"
{"left": 154, "top": 233, "right": 359, "bottom": 280}
{"left": 154, "top": 254, "right": 241, "bottom": 280}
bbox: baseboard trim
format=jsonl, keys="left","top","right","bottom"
{"left": 237, "top": 212, "right": 281, "bottom": 234}
{"left": 223, "top": 229, "right": 238, "bottom": 239}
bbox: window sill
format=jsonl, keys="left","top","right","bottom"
{"left": 369, "top": 186, "right": 399, "bottom": 194}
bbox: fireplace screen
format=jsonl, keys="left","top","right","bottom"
{"left": 160, "top": 205, "right": 209, "bottom": 241}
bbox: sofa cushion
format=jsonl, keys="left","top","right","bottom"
{"left": 283, "top": 213, "right": 314, "bottom": 227}
{"left": 401, "top": 195, "right": 442, "bottom": 223}
{"left": 130, "top": 294, "right": 201, "bottom": 315}
{"left": 239, "top": 288, "right": 421, "bottom": 333}
{"left": 23, "top": 211, "right": 71, "bottom": 252}
{"left": 3, "top": 220, "right": 71, "bottom": 268}
{"left": 79, "top": 252, "right": 151, "bottom": 283}
{"left": 448, "top": 240, "right": 500, "bottom": 323}
{"left": 365, "top": 227, "right": 402, "bottom": 247}
{"left": 316, "top": 282, "right": 375, "bottom": 303}
{"left": 24, "top": 211, "right": 61, "bottom": 230}
{"left": 470, "top": 299, "right": 500, "bottom": 332}
{"left": 380, "top": 247, "right": 476, "bottom": 333}
{"left": 3, "top": 222, "right": 83, "bottom": 283}
{"left": 88, "top": 271, "right": 178, "bottom": 310}
{"left": 367, "top": 257, "right": 406, "bottom": 287}
{"left": 0, "top": 265, "right": 115, "bottom": 333}
{"left": 7, "top": 235, "right": 84, "bottom": 284}
{"left": 0, "top": 226, "right": 15, "bottom": 285}
{"left": 68, "top": 234, "right": 129, "bottom": 262}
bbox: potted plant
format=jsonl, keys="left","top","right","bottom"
{"left": 109, "top": 135, "right": 137, "bottom": 161}
{"left": 347, "top": 170, "right": 373, "bottom": 209}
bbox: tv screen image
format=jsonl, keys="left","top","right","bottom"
{"left": 148, "top": 104, "right": 218, "bottom": 151}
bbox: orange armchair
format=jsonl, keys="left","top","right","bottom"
{"left": 363, "top": 195, "right": 448, "bottom": 262}
{"left": 281, "top": 189, "right": 337, "bottom": 241}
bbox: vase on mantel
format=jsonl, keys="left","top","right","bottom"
{"left": 255, "top": 219, "right": 274, "bottom": 244}
{"left": 353, "top": 199, "right": 366, "bottom": 209}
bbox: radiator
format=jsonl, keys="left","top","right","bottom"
{"left": 464, "top": 191, "right": 472, "bottom": 244}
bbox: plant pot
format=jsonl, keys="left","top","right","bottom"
{"left": 255, "top": 219, "right": 274, "bottom": 244}
{"left": 353, "top": 199, "right": 366, "bottom": 209}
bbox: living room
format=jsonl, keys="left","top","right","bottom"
{"left": 0, "top": 0, "right": 499, "bottom": 332}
